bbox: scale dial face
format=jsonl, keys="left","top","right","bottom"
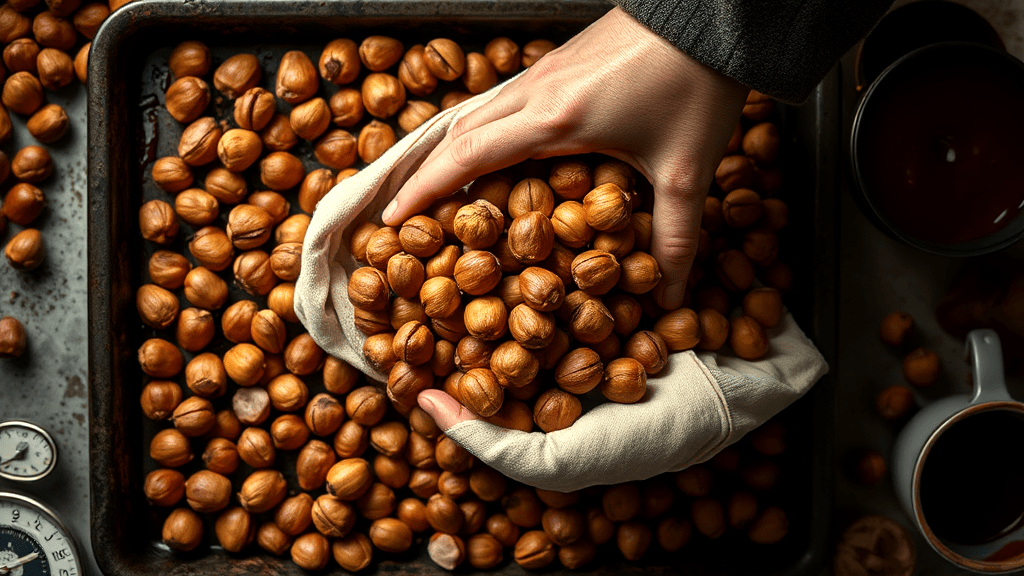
{"left": 0, "top": 492, "right": 80, "bottom": 576}
{"left": 0, "top": 423, "right": 56, "bottom": 482}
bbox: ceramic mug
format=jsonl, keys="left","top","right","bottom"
{"left": 893, "top": 329, "right": 1024, "bottom": 572}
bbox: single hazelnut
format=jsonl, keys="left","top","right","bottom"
{"left": 393, "top": 320, "right": 434, "bottom": 366}
{"left": 12, "top": 145, "right": 52, "bottom": 183}
{"left": 522, "top": 39, "right": 556, "bottom": 67}
{"left": 223, "top": 342, "right": 265, "bottom": 387}
{"left": 903, "top": 348, "right": 939, "bottom": 387}
{"left": 150, "top": 428, "right": 192, "bottom": 468}
{"left": 332, "top": 532, "right": 373, "bottom": 571}
{"left": 310, "top": 494, "right": 356, "bottom": 538}
{"left": 429, "top": 190, "right": 468, "bottom": 240}
{"left": 715, "top": 249, "right": 754, "bottom": 292}
{"left": 398, "top": 100, "right": 438, "bottom": 132}
{"left": 398, "top": 44, "right": 437, "bottom": 96}
{"left": 428, "top": 532, "right": 466, "bottom": 570}
{"left": 553, "top": 347, "right": 602, "bottom": 394}
{"left": 743, "top": 90, "right": 776, "bottom": 121}
{"left": 551, "top": 201, "right": 594, "bottom": 248}
{"left": 464, "top": 296, "right": 507, "bottom": 341}
{"left": 232, "top": 249, "right": 277, "bottom": 293}
{"left": 291, "top": 533, "right": 331, "bottom": 571}
{"left": 617, "top": 521, "right": 653, "bottom": 560}
{"left": 549, "top": 160, "right": 592, "bottom": 200}
{"left": 743, "top": 287, "right": 784, "bottom": 328}
{"left": 319, "top": 38, "right": 360, "bottom": 84}
{"left": 269, "top": 242, "right": 302, "bottom": 282}
{"left": 202, "top": 437, "right": 239, "bottom": 475}
{"left": 349, "top": 221, "right": 379, "bottom": 264}
{"left": 386, "top": 361, "right": 434, "bottom": 411}
{"left": 138, "top": 199, "right": 178, "bottom": 245}
{"left": 593, "top": 226, "right": 635, "bottom": 260}
{"left": 204, "top": 167, "right": 245, "bottom": 203}
{"left": 238, "top": 469, "right": 287, "bottom": 513}
{"left": 140, "top": 380, "right": 182, "bottom": 421}
{"left": 177, "top": 117, "right": 222, "bottom": 166}
{"left": 485, "top": 37, "right": 520, "bottom": 75}
{"left": 743, "top": 122, "right": 780, "bottom": 164}
{"left": 467, "top": 533, "right": 504, "bottom": 570}
{"left": 761, "top": 198, "right": 789, "bottom": 230}
{"left": 231, "top": 86, "right": 275, "bottom": 132}
{"left": 214, "top": 507, "right": 255, "bottom": 553}
{"left": 605, "top": 294, "right": 641, "bottom": 337}
{"left": 879, "top": 311, "right": 914, "bottom": 347}
{"left": 468, "top": 173, "right": 512, "bottom": 214}
{"left": 169, "top": 40, "right": 210, "bottom": 79}
{"left": 296, "top": 439, "right": 336, "bottom": 492}
{"left": 722, "top": 188, "right": 763, "bottom": 228}
{"left": 432, "top": 309, "right": 469, "bottom": 343}
{"left": 32, "top": 10, "right": 75, "bottom": 49}
{"left": 355, "top": 308, "right": 391, "bottom": 336}
{"left": 508, "top": 303, "right": 556, "bottom": 349}
{"left": 424, "top": 38, "right": 465, "bottom": 81}
{"left": 138, "top": 338, "right": 183, "bottom": 378}
{"left": 697, "top": 308, "right": 730, "bottom": 351}
{"left": 36, "top": 49, "right": 73, "bottom": 91}
{"left": 490, "top": 340, "right": 539, "bottom": 388}
{"left": 397, "top": 216, "right": 443, "bottom": 259}
{"left": 260, "top": 151, "right": 305, "bottom": 191}
{"left": 594, "top": 159, "right": 636, "bottom": 190}
{"left": 357, "top": 119, "right": 397, "bottom": 163}
{"left": 426, "top": 493, "right": 464, "bottom": 534}
{"left": 455, "top": 199, "right": 504, "bottom": 250}
{"left": 360, "top": 72, "right": 405, "bottom": 119}
{"left": 213, "top": 53, "right": 261, "bottom": 99}
{"left": 136, "top": 284, "right": 178, "bottom": 329}
{"left": 457, "top": 368, "right": 503, "bottom": 417}
{"left": 565, "top": 293, "right": 614, "bottom": 345}
{"left": 164, "top": 76, "right": 209, "bottom": 123}
{"left": 259, "top": 112, "right": 299, "bottom": 151}
{"left": 236, "top": 426, "right": 275, "bottom": 468}
{"left": 507, "top": 178, "right": 554, "bottom": 219}
{"left": 289, "top": 96, "right": 331, "bottom": 141}
{"left": 184, "top": 353, "right": 227, "bottom": 398}
{"left": 0, "top": 5, "right": 29, "bottom": 44}
{"left": 624, "top": 331, "right": 669, "bottom": 375}
{"left": 210, "top": 409, "right": 242, "bottom": 441}
{"left": 571, "top": 250, "right": 620, "bottom": 295}
{"left": 507, "top": 211, "right": 555, "bottom": 264}
{"left": 144, "top": 468, "right": 185, "bottom": 507}
{"left": 286, "top": 333, "right": 325, "bottom": 375}
{"left": 730, "top": 316, "right": 769, "bottom": 360}
{"left": 876, "top": 385, "right": 915, "bottom": 420}
{"left": 187, "top": 227, "right": 233, "bottom": 271}
{"left": 162, "top": 508, "right": 203, "bottom": 552}
{"left": 601, "top": 357, "right": 647, "bottom": 403}
{"left": 454, "top": 250, "right": 502, "bottom": 295}
{"left": 389, "top": 296, "right": 428, "bottom": 330}
{"left": 418, "top": 276, "right": 460, "bottom": 320}
{"left": 455, "top": 335, "right": 495, "bottom": 371}
{"left": 184, "top": 469, "right": 231, "bottom": 513}
{"left": 542, "top": 508, "right": 585, "bottom": 546}
{"left": 217, "top": 128, "right": 262, "bottom": 172}
{"left": 314, "top": 129, "right": 357, "bottom": 170}
{"left": 363, "top": 332, "right": 398, "bottom": 373}
{"left": 348, "top": 266, "right": 390, "bottom": 311}
{"left": 559, "top": 538, "right": 597, "bottom": 569}
{"left": 3, "top": 182, "right": 44, "bottom": 224}
{"left": 715, "top": 155, "right": 756, "bottom": 192}
{"left": 534, "top": 388, "right": 581, "bottom": 432}
{"left": 617, "top": 252, "right": 662, "bottom": 294}
{"left": 221, "top": 300, "right": 257, "bottom": 343}
{"left": 583, "top": 183, "right": 631, "bottom": 232}
{"left": 653, "top": 308, "right": 703, "bottom": 352}
{"left": 369, "top": 517, "right": 414, "bottom": 553}
{"left": 256, "top": 522, "right": 292, "bottom": 556}
{"left": 497, "top": 275, "right": 525, "bottom": 309}
{"left": 0, "top": 316, "right": 26, "bottom": 358}
{"left": 464, "top": 52, "right": 496, "bottom": 94}
{"left": 329, "top": 87, "right": 364, "bottom": 127}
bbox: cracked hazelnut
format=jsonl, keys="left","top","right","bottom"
{"left": 455, "top": 335, "right": 494, "bottom": 371}
{"left": 398, "top": 100, "right": 438, "bottom": 132}
{"left": 259, "top": 112, "right": 299, "bottom": 151}
{"left": 625, "top": 331, "right": 669, "bottom": 375}
{"left": 551, "top": 201, "right": 594, "bottom": 248}
{"left": 144, "top": 468, "right": 185, "bottom": 507}
{"left": 169, "top": 40, "right": 210, "bottom": 79}
{"left": 172, "top": 396, "right": 215, "bottom": 437}
{"left": 217, "top": 128, "right": 262, "bottom": 172}
{"left": 508, "top": 303, "right": 555, "bottom": 349}
{"left": 509, "top": 178, "right": 554, "bottom": 219}
{"left": 386, "top": 361, "right": 433, "bottom": 412}
{"left": 424, "top": 38, "right": 465, "bottom": 81}
{"left": 534, "top": 388, "right": 581, "bottom": 432}
{"left": 458, "top": 368, "right": 503, "bottom": 417}
{"left": 730, "top": 316, "right": 769, "bottom": 360}
{"left": 346, "top": 385, "right": 387, "bottom": 426}
{"left": 305, "top": 392, "right": 344, "bottom": 436}
{"left": 164, "top": 76, "right": 209, "bottom": 123}
{"left": 227, "top": 204, "right": 272, "bottom": 249}
{"left": 213, "top": 53, "right": 261, "bottom": 99}
{"left": 555, "top": 347, "right": 603, "bottom": 394}
{"left": 508, "top": 211, "right": 555, "bottom": 264}
{"left": 393, "top": 320, "right": 434, "bottom": 366}
{"left": 571, "top": 250, "right": 619, "bottom": 295}
{"left": 722, "top": 188, "right": 763, "bottom": 228}
{"left": 398, "top": 44, "right": 437, "bottom": 96}
{"left": 177, "top": 117, "right": 221, "bottom": 166}
{"left": 233, "top": 86, "right": 275, "bottom": 131}
{"left": 297, "top": 440, "right": 336, "bottom": 491}
{"left": 357, "top": 119, "right": 396, "bottom": 163}
{"left": 601, "top": 357, "right": 647, "bottom": 403}
{"left": 311, "top": 494, "right": 356, "bottom": 538}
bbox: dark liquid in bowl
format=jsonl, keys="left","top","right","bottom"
{"left": 920, "top": 410, "right": 1024, "bottom": 545}
{"left": 858, "top": 55, "right": 1024, "bottom": 245}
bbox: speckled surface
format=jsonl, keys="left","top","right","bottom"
{"left": 0, "top": 82, "right": 99, "bottom": 576}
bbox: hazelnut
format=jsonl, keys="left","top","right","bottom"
{"left": 223, "top": 342, "right": 266, "bottom": 386}
{"left": 296, "top": 440, "right": 336, "bottom": 492}
{"left": 399, "top": 215, "right": 444, "bottom": 258}
{"left": 656, "top": 516, "right": 693, "bottom": 551}
{"left": 592, "top": 332, "right": 622, "bottom": 364}
{"left": 455, "top": 199, "right": 504, "bottom": 250}
{"left": 554, "top": 348, "right": 603, "bottom": 394}
{"left": 259, "top": 112, "right": 299, "bottom": 151}
{"left": 348, "top": 266, "right": 390, "bottom": 311}
{"left": 290, "top": 97, "right": 331, "bottom": 141}
{"left": 715, "top": 249, "right": 754, "bottom": 292}
{"left": 183, "top": 266, "right": 228, "bottom": 310}
{"left": 169, "top": 40, "right": 211, "bottom": 79}
{"left": 217, "top": 128, "right": 262, "bottom": 172}
{"left": 0, "top": 315, "right": 26, "bottom": 359}
{"left": 729, "top": 316, "right": 769, "bottom": 360}
{"left": 184, "top": 469, "right": 231, "bottom": 513}
{"left": 0, "top": 5, "right": 29, "bottom": 43}
{"left": 210, "top": 409, "right": 242, "bottom": 441}
{"left": 583, "top": 183, "right": 631, "bottom": 232}
{"left": 624, "top": 331, "right": 669, "bottom": 375}
{"left": 354, "top": 34, "right": 402, "bottom": 71}
{"left": 534, "top": 388, "right": 581, "bottom": 432}
{"left": 269, "top": 242, "right": 302, "bottom": 282}
{"left": 743, "top": 90, "right": 776, "bottom": 121}
{"left": 743, "top": 122, "right": 780, "bottom": 164}
{"left": 3, "top": 182, "right": 44, "bottom": 224}
{"left": 273, "top": 49, "right": 319, "bottom": 105}
{"left": 551, "top": 201, "right": 594, "bottom": 248}
{"left": 425, "top": 493, "right": 464, "bottom": 534}
{"left": 202, "top": 438, "right": 239, "bottom": 475}
{"left": 879, "top": 311, "right": 913, "bottom": 347}
{"left": 164, "top": 76, "right": 209, "bottom": 123}
{"left": 232, "top": 86, "right": 275, "bottom": 131}
{"left": 606, "top": 294, "right": 642, "bottom": 336}
{"left": 369, "top": 517, "right": 413, "bottom": 553}
{"left": 214, "top": 507, "right": 255, "bottom": 553}
{"left": 761, "top": 198, "right": 789, "bottom": 230}
{"left": 334, "top": 422, "right": 370, "bottom": 459}
{"left": 148, "top": 250, "right": 191, "bottom": 290}
{"left": 497, "top": 275, "right": 525, "bottom": 309}
{"left": 423, "top": 38, "right": 465, "bottom": 81}
{"left": 291, "top": 533, "right": 331, "bottom": 571}
{"left": 467, "top": 173, "right": 512, "bottom": 214}
{"left": 138, "top": 338, "right": 183, "bottom": 378}
{"left": 742, "top": 229, "right": 779, "bottom": 266}
{"left": 310, "top": 494, "right": 356, "bottom": 537}
{"left": 184, "top": 353, "right": 227, "bottom": 398}
{"left": 319, "top": 38, "right": 360, "bottom": 84}
{"left": 136, "top": 284, "right": 178, "bottom": 330}
{"left": 457, "top": 368, "right": 503, "bottom": 417}
{"left": 363, "top": 332, "right": 398, "bottom": 373}
{"left": 565, "top": 293, "right": 614, "bottom": 345}
{"left": 140, "top": 380, "right": 182, "bottom": 420}
{"left": 464, "top": 296, "right": 507, "bottom": 341}
{"left": 903, "top": 348, "right": 939, "bottom": 387}
{"left": 876, "top": 385, "right": 915, "bottom": 420}
{"left": 260, "top": 151, "right": 305, "bottom": 191}
{"left": 386, "top": 361, "right": 434, "bottom": 411}
{"left": 393, "top": 320, "right": 434, "bottom": 366}
{"left": 419, "top": 276, "right": 460, "bottom": 319}
{"left": 722, "top": 188, "right": 763, "bottom": 228}
{"left": 454, "top": 250, "right": 502, "bottom": 295}
{"left": 213, "top": 53, "right": 261, "bottom": 99}
{"left": 486, "top": 513, "right": 521, "bottom": 547}
{"left": 389, "top": 296, "right": 428, "bottom": 330}
{"left": 32, "top": 10, "right": 75, "bottom": 50}
{"left": 428, "top": 532, "right": 466, "bottom": 570}
{"left": 603, "top": 483, "right": 641, "bottom": 522}
{"left": 398, "top": 100, "right": 438, "bottom": 132}
{"left": 433, "top": 310, "right": 469, "bottom": 343}
{"left": 357, "top": 119, "right": 396, "bottom": 163}
{"left": 314, "top": 129, "right": 357, "bottom": 170}
{"left": 238, "top": 469, "right": 287, "bottom": 513}
{"left": 617, "top": 252, "right": 662, "bottom": 294}
{"left": 511, "top": 530, "right": 556, "bottom": 569}
{"left": 267, "top": 375, "right": 308, "bottom": 414}
{"left": 549, "top": 160, "right": 592, "bottom": 201}
{"left": 542, "top": 508, "right": 585, "bottom": 546}
{"left": 594, "top": 159, "right": 636, "bottom": 190}
{"left": 305, "top": 392, "right": 344, "bottom": 437}
{"left": 748, "top": 507, "right": 788, "bottom": 544}
{"left": 485, "top": 37, "right": 520, "bottom": 75}
{"left": 2, "top": 72, "right": 41, "bottom": 119}
{"left": 11, "top": 145, "right": 52, "bottom": 183}
{"left": 464, "top": 52, "right": 496, "bottom": 94}
{"left": 356, "top": 482, "right": 396, "bottom": 520}
{"left": 369, "top": 422, "right": 408, "bottom": 458}
{"left": 559, "top": 539, "right": 597, "bottom": 569}
{"left": 715, "top": 155, "right": 756, "bottom": 192}
{"left": 508, "top": 303, "right": 555, "bottom": 349}
{"left": 237, "top": 426, "right": 276, "bottom": 468}
{"left": 584, "top": 507, "right": 615, "bottom": 545}
{"left": 150, "top": 428, "right": 192, "bottom": 468}
{"left": 490, "top": 340, "right": 539, "bottom": 388}
{"left": 508, "top": 178, "right": 554, "bottom": 219}
{"left": 361, "top": 72, "right": 405, "bottom": 119}
{"left": 617, "top": 521, "right": 653, "bottom": 560}
{"left": 144, "top": 468, "right": 185, "bottom": 507}
{"left": 508, "top": 211, "right": 555, "bottom": 264}
{"left": 250, "top": 309, "right": 287, "bottom": 354}
{"left": 138, "top": 199, "right": 178, "bottom": 245}
{"left": 162, "top": 508, "right": 203, "bottom": 552}
{"left": 349, "top": 221, "right": 379, "bottom": 264}
{"left": 177, "top": 117, "right": 222, "bottom": 166}
{"left": 3, "top": 39, "right": 37, "bottom": 75}
{"left": 467, "top": 533, "right": 503, "bottom": 570}
{"left": 221, "top": 300, "right": 258, "bottom": 343}
{"left": 256, "top": 522, "right": 292, "bottom": 556}
{"left": 697, "top": 308, "right": 730, "bottom": 351}
{"left": 601, "top": 357, "right": 647, "bottom": 403}
{"left": 522, "top": 39, "right": 556, "bottom": 67}
{"left": 398, "top": 44, "right": 437, "bottom": 96}
{"left": 326, "top": 458, "right": 373, "bottom": 500}
{"left": 25, "top": 102, "right": 67, "bottom": 145}
{"left": 429, "top": 191, "right": 468, "bottom": 240}
{"left": 743, "top": 287, "right": 784, "bottom": 328}
{"left": 571, "top": 250, "right": 620, "bottom": 295}
{"left": 204, "top": 167, "right": 246, "bottom": 203}
{"left": 593, "top": 226, "right": 635, "bottom": 260}
{"left": 355, "top": 308, "right": 391, "bottom": 336}
{"left": 226, "top": 205, "right": 272, "bottom": 250}
{"left": 455, "top": 335, "right": 495, "bottom": 371}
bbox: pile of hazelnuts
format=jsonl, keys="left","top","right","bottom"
{"left": 137, "top": 31, "right": 796, "bottom": 573}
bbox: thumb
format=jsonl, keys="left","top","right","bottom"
{"left": 417, "top": 389, "right": 481, "bottom": 431}
{"left": 650, "top": 186, "right": 705, "bottom": 310}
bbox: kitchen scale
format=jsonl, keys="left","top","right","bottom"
{"left": 0, "top": 421, "right": 83, "bottom": 576}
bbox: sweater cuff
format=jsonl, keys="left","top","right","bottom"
{"left": 614, "top": 0, "right": 891, "bottom": 104}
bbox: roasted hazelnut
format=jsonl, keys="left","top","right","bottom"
{"left": 0, "top": 110, "right": 11, "bottom": 148}
{"left": 398, "top": 43, "right": 437, "bottom": 97}
{"left": 463, "top": 533, "right": 502, "bottom": 570}
{"left": 316, "top": 37, "right": 360, "bottom": 85}
{"left": 485, "top": 513, "right": 520, "bottom": 547}
{"left": 463, "top": 51, "right": 496, "bottom": 94}
{"left": 616, "top": 521, "right": 653, "bottom": 560}
{"left": 389, "top": 296, "right": 428, "bottom": 330}
{"left": 355, "top": 308, "right": 391, "bottom": 336}
{"left": 140, "top": 380, "right": 182, "bottom": 421}
{"left": 903, "top": 348, "right": 939, "bottom": 387}
{"left": 214, "top": 507, "right": 256, "bottom": 553}
{"left": 237, "top": 426, "right": 276, "bottom": 468}
{"left": 484, "top": 37, "right": 520, "bottom": 75}
{"left": 533, "top": 388, "right": 581, "bottom": 432}
{"left": 188, "top": 227, "right": 234, "bottom": 273}
{"left": 742, "top": 229, "right": 779, "bottom": 266}
{"left": 653, "top": 516, "right": 694, "bottom": 552}
{"left": 563, "top": 293, "right": 612, "bottom": 345}
{"left": 617, "top": 252, "right": 661, "bottom": 294}
{"left": 507, "top": 211, "right": 555, "bottom": 264}
{"left": 184, "top": 353, "right": 227, "bottom": 398}
{"left": 397, "top": 100, "right": 438, "bottom": 133}
{"left": 356, "top": 482, "right": 396, "bottom": 520}
{"left": 392, "top": 320, "right": 434, "bottom": 366}
{"left": 507, "top": 303, "right": 555, "bottom": 349}
{"left": 182, "top": 266, "right": 228, "bottom": 310}
{"left": 349, "top": 221, "right": 379, "bottom": 264}
{"left": 363, "top": 332, "right": 398, "bottom": 373}
{"left": 202, "top": 437, "right": 239, "bottom": 475}
{"left": 743, "top": 121, "right": 780, "bottom": 164}
{"left": 455, "top": 336, "right": 494, "bottom": 371}
{"left": 162, "top": 508, "right": 203, "bottom": 552}
{"left": 213, "top": 53, "right": 261, "bottom": 99}
{"left": 313, "top": 128, "right": 357, "bottom": 170}
{"left": 259, "top": 355, "right": 287, "bottom": 387}
{"left": 136, "top": 284, "right": 178, "bottom": 330}
{"left": 569, "top": 250, "right": 618, "bottom": 295}
{"left": 227, "top": 206, "right": 273, "bottom": 251}
{"left": 238, "top": 469, "right": 287, "bottom": 513}
{"left": 359, "top": 72, "right": 405, "bottom": 120}
{"left": 265, "top": 376, "right": 308, "bottom": 415}
{"left": 219, "top": 300, "right": 257, "bottom": 344}
{"left": 715, "top": 155, "right": 755, "bottom": 192}
{"left": 138, "top": 337, "right": 183, "bottom": 378}
{"left": 244, "top": 310, "right": 284, "bottom": 355}
{"left": 455, "top": 199, "right": 504, "bottom": 249}
{"left": 743, "top": 89, "right": 775, "bottom": 121}
{"left": 26, "top": 101, "right": 67, "bottom": 145}
{"left": 466, "top": 173, "right": 511, "bottom": 216}
{"left": 592, "top": 226, "right": 635, "bottom": 261}
{"left": 542, "top": 507, "right": 585, "bottom": 546}
{"left": 229, "top": 87, "right": 275, "bottom": 132}
{"left": 452, "top": 250, "right": 500, "bottom": 295}
{"left": 495, "top": 276, "right": 524, "bottom": 310}
{"left": 761, "top": 197, "right": 789, "bottom": 230}
{"left": 397, "top": 215, "right": 442, "bottom": 259}
{"left": 424, "top": 493, "right": 463, "bottom": 534}
{"left": 11, "top": 145, "right": 51, "bottom": 183}
{"left": 652, "top": 307, "right": 700, "bottom": 351}
{"left": 433, "top": 310, "right": 469, "bottom": 343}
{"left": 583, "top": 183, "right": 631, "bottom": 232}
{"left": 605, "top": 294, "right": 641, "bottom": 337}
{"left": 145, "top": 468, "right": 185, "bottom": 507}
{"left": 522, "top": 39, "right": 556, "bottom": 67}
{"left": 257, "top": 522, "right": 292, "bottom": 556}
{"left": 553, "top": 347, "right": 602, "bottom": 394}
{"left": 506, "top": 179, "right": 552, "bottom": 220}
{"left": 876, "top": 385, "right": 915, "bottom": 420}
{"left": 325, "top": 457, "right": 372, "bottom": 501}
{"left": 364, "top": 225, "right": 401, "bottom": 270}
{"left": 502, "top": 486, "right": 543, "bottom": 528}
{"left": 697, "top": 308, "right": 730, "bottom": 351}
{"left": 184, "top": 469, "right": 231, "bottom": 513}
{"left": 435, "top": 434, "right": 474, "bottom": 474}
{"left": 550, "top": 201, "right": 594, "bottom": 248}
{"left": 743, "top": 287, "right": 784, "bottom": 328}
{"left": 260, "top": 151, "right": 305, "bottom": 191}
{"left": 217, "top": 128, "right": 262, "bottom": 172}
{"left": 624, "top": 331, "right": 669, "bottom": 375}
{"left": 269, "top": 242, "right": 301, "bottom": 282}
{"left": 334, "top": 422, "right": 370, "bottom": 460}
{"left": 177, "top": 117, "right": 221, "bottom": 166}
{"left": 1, "top": 72, "right": 39, "bottom": 119}
{"left": 305, "top": 392, "right": 345, "bottom": 437}
{"left": 879, "top": 311, "right": 914, "bottom": 347}
{"left": 366, "top": 422, "right": 407, "bottom": 460}
{"left": 204, "top": 167, "right": 246, "bottom": 204}
{"left": 169, "top": 40, "right": 210, "bottom": 79}
{"left": 296, "top": 439, "right": 336, "bottom": 491}
{"left": 601, "top": 357, "right": 647, "bottom": 404}
{"left": 382, "top": 254, "right": 422, "bottom": 300}
{"left": 309, "top": 494, "right": 356, "bottom": 538}
{"left": 730, "top": 316, "right": 769, "bottom": 360}
{"left": 417, "top": 276, "right": 458, "bottom": 320}
{"left": 419, "top": 38, "right": 464, "bottom": 81}
{"left": 150, "top": 428, "right": 192, "bottom": 468}
{"left": 600, "top": 483, "right": 640, "bottom": 523}
{"left": 210, "top": 409, "right": 242, "bottom": 441}
{"left": 490, "top": 340, "right": 539, "bottom": 388}
{"left": 272, "top": 50, "right": 318, "bottom": 105}
{"left": 288, "top": 97, "right": 330, "bottom": 142}
{"left": 138, "top": 199, "right": 179, "bottom": 245}
{"left": 259, "top": 112, "right": 299, "bottom": 151}
{"left": 348, "top": 267, "right": 391, "bottom": 313}
{"left": 722, "top": 188, "right": 763, "bottom": 228}
{"left": 386, "top": 361, "right": 433, "bottom": 410}
{"left": 594, "top": 159, "right": 636, "bottom": 191}
{"left": 357, "top": 119, "right": 396, "bottom": 163}
{"left": 363, "top": 518, "right": 412, "bottom": 554}
{"left": 3, "top": 182, "right": 43, "bottom": 224}
{"left": 0, "top": 5, "right": 29, "bottom": 43}
{"left": 164, "top": 76, "right": 209, "bottom": 123}
{"left": 591, "top": 332, "right": 622, "bottom": 364}
{"left": 291, "top": 533, "right": 331, "bottom": 571}
{"left": 428, "top": 191, "right": 468, "bottom": 241}
{"left": 223, "top": 342, "right": 265, "bottom": 387}
{"left": 547, "top": 161, "right": 590, "bottom": 201}
{"left": 464, "top": 296, "right": 507, "bottom": 341}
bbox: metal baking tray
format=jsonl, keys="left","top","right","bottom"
{"left": 87, "top": 1, "right": 839, "bottom": 574}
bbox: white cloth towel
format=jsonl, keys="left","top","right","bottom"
{"left": 294, "top": 81, "right": 828, "bottom": 492}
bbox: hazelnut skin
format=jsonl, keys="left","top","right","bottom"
{"left": 903, "top": 348, "right": 939, "bottom": 387}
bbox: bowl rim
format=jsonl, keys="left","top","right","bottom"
{"left": 849, "top": 40, "right": 1024, "bottom": 257}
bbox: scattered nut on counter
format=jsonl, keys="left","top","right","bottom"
{"left": 135, "top": 33, "right": 800, "bottom": 571}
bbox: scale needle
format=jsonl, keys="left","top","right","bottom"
{"left": 0, "top": 551, "right": 39, "bottom": 573}
{"left": 0, "top": 443, "right": 28, "bottom": 467}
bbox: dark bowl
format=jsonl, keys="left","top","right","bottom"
{"left": 850, "top": 41, "right": 1024, "bottom": 257}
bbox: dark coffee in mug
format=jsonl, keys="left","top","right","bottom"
{"left": 919, "top": 410, "right": 1024, "bottom": 545}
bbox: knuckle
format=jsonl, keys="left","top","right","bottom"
{"left": 447, "top": 134, "right": 481, "bottom": 169}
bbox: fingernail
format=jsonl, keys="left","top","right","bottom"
{"left": 417, "top": 392, "right": 438, "bottom": 415}
{"left": 382, "top": 199, "right": 398, "bottom": 223}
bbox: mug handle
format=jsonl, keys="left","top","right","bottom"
{"left": 966, "top": 328, "right": 1011, "bottom": 404}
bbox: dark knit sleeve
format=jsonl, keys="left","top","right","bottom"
{"left": 614, "top": 0, "right": 892, "bottom": 103}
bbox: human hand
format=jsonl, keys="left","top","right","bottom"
{"left": 415, "top": 314, "right": 827, "bottom": 492}
{"left": 382, "top": 7, "right": 749, "bottom": 309}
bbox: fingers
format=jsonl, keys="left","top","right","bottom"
{"left": 650, "top": 188, "right": 705, "bottom": 310}
{"left": 417, "top": 389, "right": 481, "bottom": 430}
{"left": 383, "top": 110, "right": 539, "bottom": 226}
{"left": 448, "top": 83, "right": 526, "bottom": 141}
